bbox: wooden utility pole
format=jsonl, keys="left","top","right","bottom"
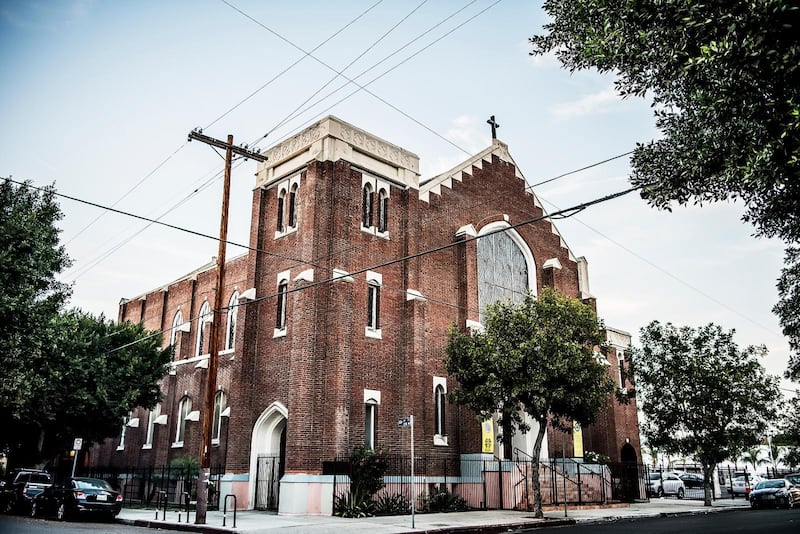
{"left": 187, "top": 129, "right": 266, "bottom": 524}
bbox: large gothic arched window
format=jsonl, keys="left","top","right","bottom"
{"left": 477, "top": 224, "right": 535, "bottom": 319}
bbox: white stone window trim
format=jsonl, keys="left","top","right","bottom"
{"left": 364, "top": 389, "right": 381, "bottom": 451}
{"left": 274, "top": 174, "right": 301, "bottom": 239}
{"left": 274, "top": 270, "right": 290, "bottom": 338}
{"left": 212, "top": 390, "right": 228, "bottom": 446}
{"left": 195, "top": 301, "right": 212, "bottom": 358}
{"left": 433, "top": 377, "right": 448, "bottom": 447}
{"left": 361, "top": 174, "right": 391, "bottom": 240}
{"left": 224, "top": 290, "right": 239, "bottom": 351}
{"left": 143, "top": 403, "right": 161, "bottom": 449}
{"left": 365, "top": 271, "right": 382, "bottom": 339}
{"left": 617, "top": 350, "right": 627, "bottom": 393}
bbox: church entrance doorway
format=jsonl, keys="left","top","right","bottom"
{"left": 249, "top": 403, "right": 287, "bottom": 511}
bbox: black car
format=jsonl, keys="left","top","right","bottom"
{"left": 0, "top": 469, "right": 53, "bottom": 514}
{"left": 749, "top": 479, "right": 800, "bottom": 509}
{"left": 31, "top": 477, "right": 122, "bottom": 520}
{"left": 678, "top": 472, "right": 705, "bottom": 488}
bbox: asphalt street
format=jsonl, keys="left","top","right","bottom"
{"left": 0, "top": 514, "right": 181, "bottom": 534}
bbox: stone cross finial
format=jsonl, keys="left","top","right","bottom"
{"left": 487, "top": 115, "right": 500, "bottom": 139}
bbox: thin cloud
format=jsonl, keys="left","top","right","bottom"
{"left": 551, "top": 88, "right": 622, "bottom": 119}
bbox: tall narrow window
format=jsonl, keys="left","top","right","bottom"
{"left": 362, "top": 183, "right": 374, "bottom": 228}
{"left": 277, "top": 188, "right": 286, "bottom": 232}
{"left": 145, "top": 403, "right": 161, "bottom": 448}
{"left": 435, "top": 385, "right": 446, "bottom": 436}
{"left": 175, "top": 396, "right": 191, "bottom": 445}
{"left": 367, "top": 282, "right": 380, "bottom": 330}
{"left": 196, "top": 302, "right": 211, "bottom": 357}
{"left": 212, "top": 391, "right": 228, "bottom": 443}
{"left": 288, "top": 183, "right": 298, "bottom": 228}
{"left": 617, "top": 352, "right": 625, "bottom": 389}
{"left": 170, "top": 310, "right": 183, "bottom": 357}
{"left": 276, "top": 280, "right": 288, "bottom": 331}
{"left": 365, "top": 401, "right": 377, "bottom": 450}
{"left": 377, "top": 188, "right": 388, "bottom": 233}
{"left": 225, "top": 291, "right": 239, "bottom": 350}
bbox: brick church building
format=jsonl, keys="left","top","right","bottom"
{"left": 88, "top": 116, "right": 641, "bottom": 513}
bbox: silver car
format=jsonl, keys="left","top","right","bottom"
{"left": 648, "top": 471, "right": 686, "bottom": 498}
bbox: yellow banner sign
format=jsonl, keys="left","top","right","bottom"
{"left": 481, "top": 419, "right": 494, "bottom": 454}
{"left": 573, "top": 421, "right": 584, "bottom": 458}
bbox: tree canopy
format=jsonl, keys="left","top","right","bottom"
{"left": 0, "top": 179, "right": 171, "bottom": 467}
{"left": 445, "top": 287, "right": 614, "bottom": 517}
{"left": 633, "top": 321, "right": 780, "bottom": 505}
{"left": 1, "top": 179, "right": 72, "bottom": 420}
{"left": 531, "top": 1, "right": 800, "bottom": 378}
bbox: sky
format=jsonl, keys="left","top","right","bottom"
{"left": 1, "top": 0, "right": 794, "bottom": 396}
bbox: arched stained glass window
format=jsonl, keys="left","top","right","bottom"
{"left": 477, "top": 226, "right": 533, "bottom": 318}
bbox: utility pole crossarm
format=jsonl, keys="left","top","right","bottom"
{"left": 188, "top": 129, "right": 268, "bottom": 162}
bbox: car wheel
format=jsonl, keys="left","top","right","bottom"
{"left": 56, "top": 503, "right": 68, "bottom": 521}
{"left": 678, "top": 488, "right": 685, "bottom": 499}
{"left": 751, "top": 502, "right": 759, "bottom": 509}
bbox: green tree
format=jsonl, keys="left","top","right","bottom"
{"left": 0, "top": 179, "right": 71, "bottom": 423}
{"left": 633, "top": 321, "right": 780, "bottom": 506}
{"left": 445, "top": 288, "right": 614, "bottom": 518}
{"left": 0, "top": 178, "right": 171, "bottom": 466}
{"left": 530, "top": 1, "right": 800, "bottom": 379}
{"left": 4, "top": 310, "right": 171, "bottom": 465}
{"left": 774, "top": 247, "right": 800, "bottom": 380}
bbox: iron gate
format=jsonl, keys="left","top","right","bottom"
{"left": 254, "top": 454, "right": 281, "bottom": 511}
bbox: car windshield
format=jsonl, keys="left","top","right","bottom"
{"left": 649, "top": 474, "right": 660, "bottom": 480}
{"left": 786, "top": 474, "right": 800, "bottom": 485}
{"left": 29, "top": 474, "right": 52, "bottom": 484}
{"left": 755, "top": 480, "right": 785, "bottom": 490}
{"left": 74, "top": 479, "right": 112, "bottom": 491}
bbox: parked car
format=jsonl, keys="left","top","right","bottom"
{"left": 647, "top": 471, "right": 686, "bottom": 498}
{"left": 678, "top": 472, "right": 705, "bottom": 488}
{"left": 31, "top": 477, "right": 122, "bottom": 521}
{"left": 785, "top": 473, "right": 800, "bottom": 486}
{"left": 728, "top": 474, "right": 763, "bottom": 496}
{"left": 0, "top": 469, "right": 53, "bottom": 514}
{"left": 749, "top": 479, "right": 800, "bottom": 509}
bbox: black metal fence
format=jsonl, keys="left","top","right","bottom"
{"left": 328, "top": 454, "right": 642, "bottom": 512}
{"left": 84, "top": 464, "right": 224, "bottom": 510}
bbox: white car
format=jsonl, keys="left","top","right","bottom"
{"left": 728, "top": 474, "right": 763, "bottom": 495}
{"left": 648, "top": 471, "right": 686, "bottom": 498}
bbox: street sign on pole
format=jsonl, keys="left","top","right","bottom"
{"left": 71, "top": 438, "right": 83, "bottom": 477}
{"left": 398, "top": 415, "right": 415, "bottom": 529}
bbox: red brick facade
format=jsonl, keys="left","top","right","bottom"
{"left": 88, "top": 116, "right": 640, "bottom": 512}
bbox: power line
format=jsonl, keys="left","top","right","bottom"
{"left": 261, "top": 0, "right": 430, "bottom": 143}
{"left": 531, "top": 151, "right": 634, "bottom": 188}
{"left": 536, "top": 195, "right": 784, "bottom": 339}
{"left": 256, "top": 0, "right": 481, "bottom": 144}
{"left": 204, "top": 0, "right": 386, "bottom": 130}
{"left": 222, "top": 0, "right": 503, "bottom": 156}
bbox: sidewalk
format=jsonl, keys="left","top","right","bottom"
{"left": 117, "top": 498, "right": 751, "bottom": 534}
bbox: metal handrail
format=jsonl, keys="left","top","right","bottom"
{"left": 223, "top": 494, "right": 237, "bottom": 527}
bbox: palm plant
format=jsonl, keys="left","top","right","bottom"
{"left": 739, "top": 447, "right": 768, "bottom": 473}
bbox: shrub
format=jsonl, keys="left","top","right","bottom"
{"left": 374, "top": 493, "right": 411, "bottom": 516}
{"left": 333, "top": 493, "right": 376, "bottom": 518}
{"left": 424, "top": 487, "right": 468, "bottom": 512}
{"left": 350, "top": 445, "right": 388, "bottom": 500}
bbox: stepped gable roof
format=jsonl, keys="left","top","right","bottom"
{"left": 418, "top": 138, "right": 576, "bottom": 262}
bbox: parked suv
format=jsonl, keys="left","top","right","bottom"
{"left": 0, "top": 469, "right": 54, "bottom": 514}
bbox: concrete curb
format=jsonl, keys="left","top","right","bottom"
{"left": 118, "top": 517, "right": 234, "bottom": 533}
{"left": 572, "top": 504, "right": 749, "bottom": 526}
